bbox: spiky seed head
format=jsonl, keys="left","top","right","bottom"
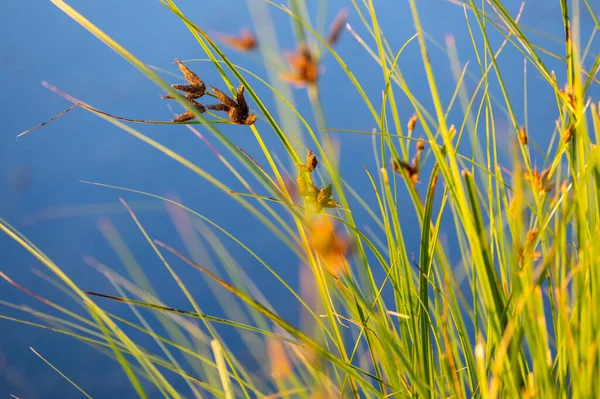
{"left": 526, "top": 229, "right": 538, "bottom": 242}
{"left": 563, "top": 124, "right": 574, "bottom": 143}
{"left": 173, "top": 111, "right": 195, "bottom": 123}
{"left": 175, "top": 58, "right": 203, "bottom": 86}
{"left": 326, "top": 8, "right": 348, "bottom": 46}
{"left": 518, "top": 126, "right": 528, "bottom": 145}
{"left": 407, "top": 114, "right": 418, "bottom": 133}
{"left": 306, "top": 149, "right": 318, "bottom": 172}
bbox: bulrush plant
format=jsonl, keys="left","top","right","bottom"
{"left": 3, "top": 0, "right": 600, "bottom": 398}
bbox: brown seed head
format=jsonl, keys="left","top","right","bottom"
{"left": 524, "top": 167, "right": 554, "bottom": 194}
{"left": 219, "top": 27, "right": 257, "bottom": 52}
{"left": 162, "top": 82, "right": 207, "bottom": 100}
{"left": 208, "top": 85, "right": 256, "bottom": 125}
{"left": 391, "top": 158, "right": 419, "bottom": 185}
{"left": 281, "top": 44, "right": 319, "bottom": 87}
{"left": 407, "top": 114, "right": 418, "bottom": 133}
{"left": 317, "top": 184, "right": 332, "bottom": 203}
{"left": 518, "top": 126, "right": 528, "bottom": 145}
{"left": 306, "top": 149, "right": 318, "bottom": 172}
{"left": 314, "top": 184, "right": 339, "bottom": 212}
{"left": 175, "top": 58, "right": 203, "bottom": 86}
{"left": 173, "top": 111, "right": 195, "bottom": 123}
{"left": 563, "top": 124, "right": 574, "bottom": 143}
{"left": 162, "top": 60, "right": 206, "bottom": 102}
{"left": 526, "top": 229, "right": 538, "bottom": 243}
{"left": 326, "top": 9, "right": 348, "bottom": 46}
{"left": 520, "top": 229, "right": 542, "bottom": 265}
{"left": 416, "top": 138, "right": 426, "bottom": 151}
{"left": 172, "top": 100, "right": 206, "bottom": 122}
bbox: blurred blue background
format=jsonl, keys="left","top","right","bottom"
{"left": 0, "top": 0, "right": 597, "bottom": 397}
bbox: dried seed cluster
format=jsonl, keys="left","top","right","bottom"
{"left": 391, "top": 138, "right": 426, "bottom": 185}
{"left": 161, "top": 59, "right": 208, "bottom": 123}
{"left": 518, "top": 126, "right": 528, "bottom": 145}
{"left": 281, "top": 44, "right": 320, "bottom": 87}
{"left": 557, "top": 83, "right": 582, "bottom": 143}
{"left": 558, "top": 84, "right": 577, "bottom": 112}
{"left": 219, "top": 27, "right": 257, "bottom": 52}
{"left": 407, "top": 113, "right": 418, "bottom": 134}
{"left": 280, "top": 9, "right": 347, "bottom": 87}
{"left": 297, "top": 150, "right": 340, "bottom": 212}
{"left": 523, "top": 167, "right": 554, "bottom": 195}
{"left": 162, "top": 59, "right": 256, "bottom": 125}
{"left": 208, "top": 85, "right": 257, "bottom": 125}
{"left": 518, "top": 229, "right": 542, "bottom": 265}
{"left": 326, "top": 9, "right": 348, "bottom": 46}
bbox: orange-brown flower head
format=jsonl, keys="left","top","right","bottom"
{"left": 391, "top": 157, "right": 419, "bottom": 185}
{"left": 219, "top": 27, "right": 257, "bottom": 52}
{"left": 524, "top": 167, "right": 554, "bottom": 194}
{"left": 518, "top": 126, "right": 528, "bottom": 145}
{"left": 559, "top": 84, "right": 577, "bottom": 111}
{"left": 306, "top": 149, "right": 318, "bottom": 172}
{"left": 296, "top": 149, "right": 340, "bottom": 212}
{"left": 563, "top": 124, "right": 575, "bottom": 143}
{"left": 208, "top": 85, "right": 256, "bottom": 125}
{"left": 297, "top": 149, "right": 318, "bottom": 173}
{"left": 162, "top": 59, "right": 207, "bottom": 100}
{"left": 416, "top": 138, "right": 426, "bottom": 151}
{"left": 316, "top": 184, "right": 340, "bottom": 211}
{"left": 519, "top": 229, "right": 542, "bottom": 264}
{"left": 172, "top": 100, "right": 207, "bottom": 123}
{"left": 526, "top": 229, "right": 538, "bottom": 243}
{"left": 407, "top": 114, "right": 418, "bottom": 133}
{"left": 326, "top": 9, "right": 348, "bottom": 46}
{"left": 280, "top": 44, "right": 319, "bottom": 87}
{"left": 175, "top": 58, "right": 203, "bottom": 86}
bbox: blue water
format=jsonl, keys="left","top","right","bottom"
{"left": 1, "top": 0, "right": 597, "bottom": 397}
